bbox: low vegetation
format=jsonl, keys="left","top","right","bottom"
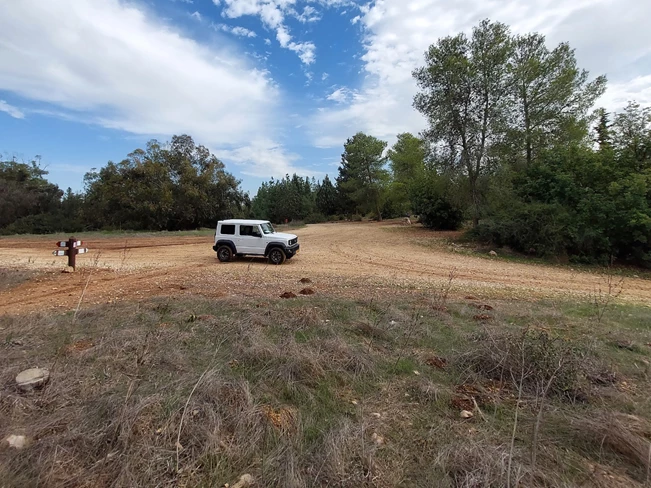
{"left": 1, "top": 291, "right": 649, "bottom": 487}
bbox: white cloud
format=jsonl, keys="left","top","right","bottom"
{"left": 264, "top": 38, "right": 271, "bottom": 45}
{"left": 350, "top": 15, "right": 360, "bottom": 24}
{"left": 312, "top": 0, "right": 651, "bottom": 147}
{"left": 214, "top": 23, "right": 257, "bottom": 37}
{"left": 0, "top": 0, "right": 295, "bottom": 178}
{"left": 216, "top": 139, "right": 322, "bottom": 178}
{"left": 219, "top": 0, "right": 318, "bottom": 64}
{"left": 326, "top": 87, "right": 356, "bottom": 104}
{"left": 0, "top": 100, "right": 25, "bottom": 119}
{"left": 292, "top": 5, "right": 321, "bottom": 23}
{"left": 599, "top": 75, "right": 651, "bottom": 111}
{"left": 322, "top": 72, "right": 329, "bottom": 81}
{"left": 276, "top": 25, "right": 316, "bottom": 64}
{"left": 190, "top": 11, "right": 202, "bottom": 21}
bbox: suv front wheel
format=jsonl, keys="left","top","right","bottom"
{"left": 268, "top": 247, "right": 286, "bottom": 265}
{"left": 217, "top": 245, "right": 233, "bottom": 262}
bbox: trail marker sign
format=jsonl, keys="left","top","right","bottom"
{"left": 52, "top": 237, "right": 88, "bottom": 270}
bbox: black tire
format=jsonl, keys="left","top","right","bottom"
{"left": 217, "top": 245, "right": 233, "bottom": 262}
{"left": 268, "top": 247, "right": 286, "bottom": 265}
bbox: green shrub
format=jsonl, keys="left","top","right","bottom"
{"left": 305, "top": 213, "right": 327, "bottom": 224}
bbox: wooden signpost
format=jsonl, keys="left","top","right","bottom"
{"left": 52, "top": 237, "right": 88, "bottom": 270}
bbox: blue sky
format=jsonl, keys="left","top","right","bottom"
{"left": 1, "top": 0, "right": 651, "bottom": 196}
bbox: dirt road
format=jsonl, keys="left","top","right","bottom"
{"left": 0, "top": 222, "right": 649, "bottom": 314}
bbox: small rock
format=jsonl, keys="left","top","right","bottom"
{"left": 488, "top": 250, "right": 498, "bottom": 257}
{"left": 280, "top": 291, "right": 297, "bottom": 299}
{"left": 351, "top": 400, "right": 358, "bottom": 405}
{"left": 16, "top": 368, "right": 50, "bottom": 391}
{"left": 413, "top": 370, "right": 421, "bottom": 376}
{"left": 460, "top": 410, "right": 474, "bottom": 419}
{"left": 2, "top": 434, "right": 28, "bottom": 450}
{"left": 299, "top": 277, "right": 312, "bottom": 284}
{"left": 62, "top": 267, "right": 75, "bottom": 274}
{"left": 9, "top": 339, "right": 24, "bottom": 346}
{"left": 231, "top": 474, "right": 253, "bottom": 488}
{"left": 473, "top": 314, "right": 492, "bottom": 321}
{"left": 299, "top": 288, "right": 315, "bottom": 295}
{"left": 371, "top": 412, "right": 381, "bottom": 418}
{"left": 426, "top": 356, "right": 447, "bottom": 369}
{"left": 371, "top": 432, "right": 385, "bottom": 445}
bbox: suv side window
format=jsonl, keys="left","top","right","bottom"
{"left": 220, "top": 224, "right": 235, "bottom": 235}
{"left": 240, "top": 225, "right": 261, "bottom": 237}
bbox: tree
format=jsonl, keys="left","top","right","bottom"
{"left": 84, "top": 135, "right": 245, "bottom": 231}
{"left": 612, "top": 101, "right": 651, "bottom": 170}
{"left": 386, "top": 133, "right": 426, "bottom": 214}
{"left": 0, "top": 159, "right": 64, "bottom": 232}
{"left": 594, "top": 108, "right": 612, "bottom": 151}
{"left": 508, "top": 33, "right": 607, "bottom": 166}
{"left": 338, "top": 132, "right": 390, "bottom": 220}
{"left": 413, "top": 20, "right": 513, "bottom": 226}
{"left": 315, "top": 175, "right": 338, "bottom": 216}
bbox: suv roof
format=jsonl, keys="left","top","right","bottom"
{"left": 218, "top": 219, "right": 270, "bottom": 225}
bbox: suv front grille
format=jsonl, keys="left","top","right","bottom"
{"left": 289, "top": 238, "right": 297, "bottom": 246}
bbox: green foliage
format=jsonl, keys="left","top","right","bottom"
{"left": 472, "top": 145, "right": 651, "bottom": 265}
{"left": 1, "top": 136, "right": 246, "bottom": 234}
{"left": 0, "top": 159, "right": 74, "bottom": 234}
{"left": 251, "top": 174, "right": 317, "bottom": 223}
{"left": 315, "top": 175, "right": 338, "bottom": 216}
{"left": 410, "top": 172, "right": 464, "bottom": 230}
{"left": 385, "top": 133, "right": 426, "bottom": 215}
{"left": 338, "top": 132, "right": 390, "bottom": 220}
{"left": 413, "top": 20, "right": 513, "bottom": 225}
{"left": 83, "top": 136, "right": 245, "bottom": 231}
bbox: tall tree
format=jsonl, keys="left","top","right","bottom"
{"left": 338, "top": 132, "right": 389, "bottom": 220}
{"left": 612, "top": 101, "right": 651, "bottom": 170}
{"left": 315, "top": 175, "right": 338, "bottom": 216}
{"left": 387, "top": 133, "right": 426, "bottom": 214}
{"left": 413, "top": 20, "right": 512, "bottom": 226}
{"left": 509, "top": 33, "right": 607, "bottom": 166}
{"left": 594, "top": 108, "right": 612, "bottom": 151}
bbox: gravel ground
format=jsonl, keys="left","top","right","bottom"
{"left": 0, "top": 221, "right": 649, "bottom": 314}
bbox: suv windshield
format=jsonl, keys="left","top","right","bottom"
{"left": 260, "top": 222, "right": 275, "bottom": 235}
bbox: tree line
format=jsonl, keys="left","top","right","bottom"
{"left": 0, "top": 135, "right": 248, "bottom": 234}
{"left": 2, "top": 20, "right": 650, "bottom": 265}
{"left": 252, "top": 20, "right": 651, "bottom": 266}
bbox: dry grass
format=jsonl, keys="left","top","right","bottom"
{"left": 0, "top": 294, "right": 649, "bottom": 487}
{"left": 0, "top": 267, "right": 38, "bottom": 291}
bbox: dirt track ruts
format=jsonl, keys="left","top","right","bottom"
{"left": 0, "top": 222, "right": 649, "bottom": 315}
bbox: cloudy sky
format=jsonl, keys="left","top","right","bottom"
{"left": 1, "top": 0, "right": 650, "bottom": 194}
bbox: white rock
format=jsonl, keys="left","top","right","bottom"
{"left": 489, "top": 250, "right": 498, "bottom": 257}
{"left": 371, "top": 432, "right": 385, "bottom": 445}
{"left": 16, "top": 368, "right": 50, "bottom": 391}
{"left": 231, "top": 474, "right": 253, "bottom": 488}
{"left": 3, "top": 435, "right": 28, "bottom": 449}
{"left": 460, "top": 410, "right": 474, "bottom": 419}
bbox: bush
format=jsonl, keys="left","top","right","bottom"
{"left": 469, "top": 203, "right": 573, "bottom": 258}
{"left": 304, "top": 213, "right": 327, "bottom": 224}
{"left": 416, "top": 197, "right": 465, "bottom": 230}
{"left": 351, "top": 214, "right": 363, "bottom": 222}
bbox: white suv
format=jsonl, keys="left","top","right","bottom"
{"left": 213, "top": 219, "right": 300, "bottom": 265}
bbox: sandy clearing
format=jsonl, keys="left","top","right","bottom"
{"left": 0, "top": 222, "right": 649, "bottom": 314}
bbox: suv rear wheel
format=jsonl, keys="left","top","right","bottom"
{"left": 268, "top": 247, "right": 286, "bottom": 265}
{"left": 217, "top": 245, "right": 233, "bottom": 262}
